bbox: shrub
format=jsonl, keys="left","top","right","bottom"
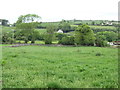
{"left": 55, "top": 33, "right": 67, "bottom": 44}
{"left": 75, "top": 24, "right": 95, "bottom": 46}
{"left": 95, "top": 52, "right": 102, "bottom": 56}
{"left": 55, "top": 33, "right": 66, "bottom": 40}
{"left": 2, "top": 32, "right": 15, "bottom": 44}
{"left": 61, "top": 36, "right": 74, "bottom": 45}
{"left": 95, "top": 35, "right": 108, "bottom": 47}
{"left": 96, "top": 31, "right": 118, "bottom": 42}
{"left": 44, "top": 24, "right": 56, "bottom": 44}
{"left": 36, "top": 34, "right": 44, "bottom": 40}
{"left": 47, "top": 82, "right": 61, "bottom": 88}
{"left": 44, "top": 34, "right": 53, "bottom": 44}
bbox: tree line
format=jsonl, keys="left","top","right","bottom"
{"left": 2, "top": 14, "right": 119, "bottom": 47}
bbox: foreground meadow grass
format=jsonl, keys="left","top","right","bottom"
{"left": 1, "top": 46, "right": 118, "bottom": 88}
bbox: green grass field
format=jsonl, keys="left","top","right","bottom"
{"left": 71, "top": 25, "right": 116, "bottom": 29}
{"left": 0, "top": 25, "right": 15, "bottom": 33}
{"left": 35, "top": 29, "right": 46, "bottom": 34}
{"left": 89, "top": 26, "right": 116, "bottom": 30}
{"left": 1, "top": 46, "right": 118, "bottom": 88}
{"left": 0, "top": 26, "right": 46, "bottom": 34}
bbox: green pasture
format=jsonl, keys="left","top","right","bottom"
{"left": 35, "top": 29, "right": 46, "bottom": 34}
{"left": 71, "top": 25, "right": 116, "bottom": 29}
{"left": 1, "top": 46, "right": 118, "bottom": 88}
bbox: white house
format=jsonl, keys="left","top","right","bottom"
{"left": 107, "top": 42, "right": 114, "bottom": 45}
{"left": 57, "top": 29, "right": 63, "bottom": 33}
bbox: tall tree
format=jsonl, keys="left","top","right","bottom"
{"left": 75, "top": 24, "right": 95, "bottom": 46}
{"left": 16, "top": 14, "right": 41, "bottom": 24}
{"left": 58, "top": 20, "right": 71, "bottom": 32}
{"left": 44, "top": 24, "right": 56, "bottom": 44}
{"left": 97, "top": 31, "right": 118, "bottom": 42}
{"left": 16, "top": 14, "right": 41, "bottom": 43}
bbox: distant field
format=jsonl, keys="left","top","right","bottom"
{"left": 71, "top": 25, "right": 116, "bottom": 29}
{"left": 0, "top": 26, "right": 46, "bottom": 34}
{"left": 70, "top": 25, "right": 117, "bottom": 33}
{"left": 35, "top": 29, "right": 46, "bottom": 34}
{"left": 0, "top": 25, "right": 15, "bottom": 33}
{"left": 1, "top": 46, "right": 118, "bottom": 88}
{"left": 1, "top": 25, "right": 117, "bottom": 34}
{"left": 90, "top": 26, "right": 116, "bottom": 29}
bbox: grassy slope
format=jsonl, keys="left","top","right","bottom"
{"left": 1, "top": 26, "right": 15, "bottom": 33}
{"left": 69, "top": 25, "right": 117, "bottom": 35}
{"left": 2, "top": 46, "right": 118, "bottom": 88}
{"left": 35, "top": 29, "right": 46, "bottom": 34}
{"left": 71, "top": 25, "right": 116, "bottom": 29}
{"left": 0, "top": 25, "right": 46, "bottom": 33}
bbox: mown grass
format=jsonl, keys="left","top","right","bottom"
{"left": 1, "top": 46, "right": 118, "bottom": 88}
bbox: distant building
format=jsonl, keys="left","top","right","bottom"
{"left": 107, "top": 41, "right": 120, "bottom": 46}
{"left": 113, "top": 41, "right": 120, "bottom": 45}
{"left": 0, "top": 19, "right": 9, "bottom": 26}
{"left": 57, "top": 29, "right": 63, "bottom": 33}
{"left": 101, "top": 21, "right": 113, "bottom": 26}
{"left": 107, "top": 42, "right": 114, "bottom": 46}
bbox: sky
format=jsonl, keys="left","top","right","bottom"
{"left": 0, "top": 0, "right": 119, "bottom": 24}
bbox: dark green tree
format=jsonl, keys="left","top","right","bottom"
{"left": 44, "top": 24, "right": 56, "bottom": 44}
{"left": 58, "top": 20, "right": 71, "bottom": 32}
{"left": 97, "top": 31, "right": 118, "bottom": 42}
{"left": 75, "top": 24, "right": 95, "bottom": 46}
{"left": 16, "top": 14, "right": 41, "bottom": 43}
{"left": 95, "top": 35, "right": 108, "bottom": 47}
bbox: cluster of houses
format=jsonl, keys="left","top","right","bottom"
{"left": 0, "top": 19, "right": 9, "bottom": 26}
{"left": 101, "top": 22, "right": 113, "bottom": 26}
{"left": 107, "top": 41, "right": 120, "bottom": 46}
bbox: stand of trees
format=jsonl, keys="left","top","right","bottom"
{"left": 44, "top": 24, "right": 57, "bottom": 44}
{"left": 15, "top": 14, "right": 41, "bottom": 43}
{"left": 74, "top": 25, "right": 95, "bottom": 46}
{"left": 2, "top": 14, "right": 118, "bottom": 47}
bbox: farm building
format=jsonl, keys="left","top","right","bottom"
{"left": 0, "top": 19, "right": 9, "bottom": 26}
{"left": 57, "top": 29, "right": 63, "bottom": 33}
{"left": 107, "top": 42, "right": 114, "bottom": 45}
{"left": 113, "top": 41, "right": 120, "bottom": 45}
{"left": 101, "top": 22, "right": 113, "bottom": 26}
{"left": 107, "top": 41, "right": 120, "bottom": 45}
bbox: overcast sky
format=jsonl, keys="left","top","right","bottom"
{"left": 0, "top": 0, "right": 119, "bottom": 24}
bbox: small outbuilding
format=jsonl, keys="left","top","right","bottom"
{"left": 57, "top": 29, "right": 63, "bottom": 33}
{"left": 107, "top": 42, "right": 114, "bottom": 46}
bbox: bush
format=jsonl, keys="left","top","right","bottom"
{"left": 95, "top": 52, "right": 102, "bottom": 56}
{"left": 95, "top": 35, "right": 108, "bottom": 47}
{"left": 44, "top": 24, "right": 56, "bottom": 44}
{"left": 75, "top": 24, "right": 95, "bottom": 46}
{"left": 96, "top": 40, "right": 108, "bottom": 47}
{"left": 61, "top": 36, "right": 74, "bottom": 45}
{"left": 47, "top": 82, "right": 61, "bottom": 88}
{"left": 96, "top": 31, "right": 118, "bottom": 42}
{"left": 36, "top": 34, "right": 44, "bottom": 40}
{"left": 55, "top": 33, "right": 67, "bottom": 44}
{"left": 2, "top": 32, "right": 15, "bottom": 44}
{"left": 44, "top": 34, "right": 53, "bottom": 44}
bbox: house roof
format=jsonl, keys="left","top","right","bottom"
{"left": 57, "top": 29, "right": 63, "bottom": 33}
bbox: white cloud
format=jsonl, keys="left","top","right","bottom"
{"left": 0, "top": 0, "right": 119, "bottom": 23}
